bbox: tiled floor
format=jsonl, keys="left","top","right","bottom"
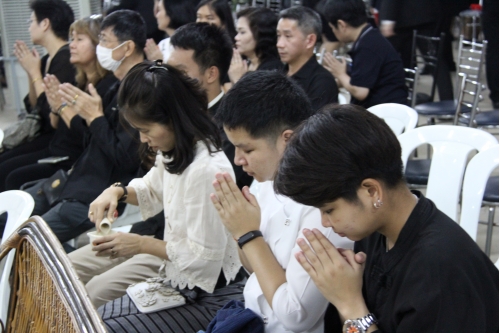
{"left": 0, "top": 56, "right": 498, "bottom": 264}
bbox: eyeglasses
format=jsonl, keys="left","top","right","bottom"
{"left": 98, "top": 34, "right": 120, "bottom": 45}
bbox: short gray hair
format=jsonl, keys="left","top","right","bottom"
{"left": 279, "top": 6, "right": 322, "bottom": 41}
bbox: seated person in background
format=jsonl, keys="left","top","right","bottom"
{"left": 87, "top": 62, "right": 241, "bottom": 332}
{"left": 2, "top": 15, "right": 117, "bottom": 192}
{"left": 104, "top": 0, "right": 164, "bottom": 43}
{"left": 209, "top": 70, "right": 353, "bottom": 333}
{"left": 322, "top": 0, "right": 407, "bottom": 108}
{"left": 277, "top": 6, "right": 338, "bottom": 110}
{"left": 169, "top": 22, "right": 253, "bottom": 189}
{"left": 143, "top": 0, "right": 198, "bottom": 62}
{"left": 226, "top": 7, "right": 282, "bottom": 87}
{"left": 274, "top": 104, "right": 499, "bottom": 332}
{"left": 0, "top": 10, "right": 146, "bottom": 248}
{"left": 0, "top": 0, "right": 75, "bottom": 192}
{"left": 196, "top": 0, "right": 237, "bottom": 41}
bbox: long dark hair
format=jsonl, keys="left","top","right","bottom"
{"left": 118, "top": 61, "right": 221, "bottom": 174}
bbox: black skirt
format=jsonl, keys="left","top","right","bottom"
{"left": 99, "top": 282, "right": 245, "bottom": 333}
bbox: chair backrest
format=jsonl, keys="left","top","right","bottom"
{"left": 338, "top": 93, "right": 348, "bottom": 105}
{"left": 404, "top": 67, "right": 420, "bottom": 108}
{"left": 398, "top": 125, "right": 498, "bottom": 220}
{"left": 0, "top": 216, "right": 107, "bottom": 332}
{"left": 455, "top": 35, "right": 487, "bottom": 99}
{"left": 0, "top": 190, "right": 35, "bottom": 244}
{"left": 410, "top": 30, "right": 445, "bottom": 102}
{"left": 459, "top": 144, "right": 499, "bottom": 241}
{"left": 367, "top": 103, "right": 419, "bottom": 135}
{"left": 0, "top": 190, "right": 35, "bottom": 325}
{"left": 453, "top": 73, "right": 484, "bottom": 126}
{"left": 0, "top": 128, "right": 4, "bottom": 148}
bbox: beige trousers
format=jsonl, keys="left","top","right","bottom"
{"left": 69, "top": 244, "right": 164, "bottom": 308}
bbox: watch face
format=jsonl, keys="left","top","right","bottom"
{"left": 343, "top": 320, "right": 362, "bottom": 333}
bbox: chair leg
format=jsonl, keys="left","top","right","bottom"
{"left": 485, "top": 206, "right": 496, "bottom": 257}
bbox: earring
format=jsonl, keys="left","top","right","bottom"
{"left": 373, "top": 199, "right": 383, "bottom": 209}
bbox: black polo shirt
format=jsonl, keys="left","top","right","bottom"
{"left": 348, "top": 25, "right": 408, "bottom": 108}
{"left": 285, "top": 55, "right": 339, "bottom": 111}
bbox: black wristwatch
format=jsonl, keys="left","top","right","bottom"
{"left": 112, "top": 182, "right": 128, "bottom": 202}
{"left": 237, "top": 230, "right": 263, "bottom": 249}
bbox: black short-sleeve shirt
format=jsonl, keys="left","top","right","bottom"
{"left": 285, "top": 55, "right": 339, "bottom": 111}
{"left": 348, "top": 25, "right": 408, "bottom": 108}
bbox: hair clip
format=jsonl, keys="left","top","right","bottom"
{"left": 147, "top": 59, "right": 168, "bottom": 73}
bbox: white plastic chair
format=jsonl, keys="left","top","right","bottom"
{"left": 367, "top": 103, "right": 419, "bottom": 135}
{"left": 338, "top": 93, "right": 348, "bottom": 105}
{"left": 0, "top": 190, "right": 35, "bottom": 324}
{"left": 398, "top": 125, "right": 498, "bottom": 221}
{"left": 459, "top": 145, "right": 499, "bottom": 248}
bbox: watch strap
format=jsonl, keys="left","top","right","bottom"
{"left": 237, "top": 230, "right": 263, "bottom": 249}
{"left": 113, "top": 182, "right": 128, "bottom": 202}
{"left": 359, "top": 313, "right": 378, "bottom": 330}
{"left": 343, "top": 313, "right": 378, "bottom": 333}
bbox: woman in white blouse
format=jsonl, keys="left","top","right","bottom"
{"left": 85, "top": 61, "right": 242, "bottom": 332}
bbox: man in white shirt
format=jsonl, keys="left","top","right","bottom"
{"left": 168, "top": 22, "right": 253, "bottom": 190}
{"left": 210, "top": 70, "right": 353, "bottom": 332}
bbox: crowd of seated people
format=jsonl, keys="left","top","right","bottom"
{"left": 0, "top": 0, "right": 498, "bottom": 332}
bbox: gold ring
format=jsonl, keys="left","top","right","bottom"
{"left": 73, "top": 94, "right": 79, "bottom": 100}
{"left": 89, "top": 211, "right": 94, "bottom": 215}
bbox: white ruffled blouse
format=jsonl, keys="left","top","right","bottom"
{"left": 129, "top": 141, "right": 241, "bottom": 293}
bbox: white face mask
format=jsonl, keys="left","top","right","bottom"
{"left": 96, "top": 41, "right": 128, "bottom": 72}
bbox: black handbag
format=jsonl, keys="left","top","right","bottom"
{"left": 38, "top": 169, "right": 68, "bottom": 206}
{"left": 1, "top": 107, "right": 42, "bottom": 150}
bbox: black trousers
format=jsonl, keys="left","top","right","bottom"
{"left": 389, "top": 23, "right": 454, "bottom": 101}
{"left": 482, "top": 0, "right": 499, "bottom": 108}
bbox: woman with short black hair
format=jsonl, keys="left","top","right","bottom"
{"left": 274, "top": 104, "right": 499, "bottom": 333}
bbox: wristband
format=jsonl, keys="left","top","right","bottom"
{"left": 112, "top": 182, "right": 128, "bottom": 202}
{"left": 237, "top": 230, "right": 263, "bottom": 249}
{"left": 57, "top": 103, "right": 68, "bottom": 116}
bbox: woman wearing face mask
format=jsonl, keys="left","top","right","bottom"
{"left": 0, "top": 0, "right": 75, "bottom": 191}
{"left": 0, "top": 15, "right": 117, "bottom": 192}
{"left": 196, "top": 0, "right": 237, "bottom": 41}
{"left": 143, "top": 0, "right": 198, "bottom": 62}
{"left": 77, "top": 62, "right": 243, "bottom": 332}
{"left": 226, "top": 7, "right": 282, "bottom": 86}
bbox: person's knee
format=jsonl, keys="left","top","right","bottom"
{"left": 86, "top": 276, "right": 126, "bottom": 308}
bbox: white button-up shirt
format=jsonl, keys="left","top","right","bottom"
{"left": 244, "top": 181, "right": 354, "bottom": 332}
